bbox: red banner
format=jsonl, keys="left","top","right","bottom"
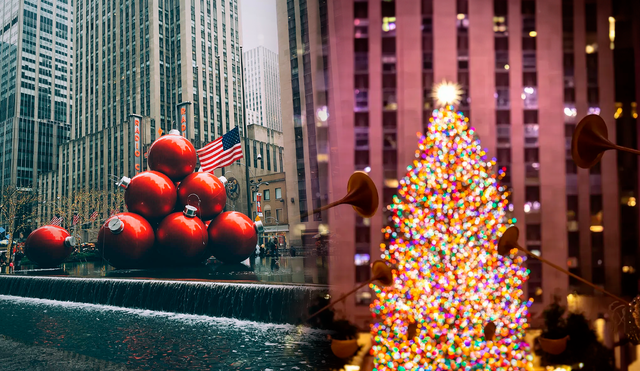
{"left": 256, "top": 193, "right": 262, "bottom": 215}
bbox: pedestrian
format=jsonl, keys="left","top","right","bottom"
{"left": 290, "top": 247, "right": 296, "bottom": 257}
{"left": 272, "top": 238, "right": 279, "bottom": 257}
{"left": 14, "top": 251, "right": 23, "bottom": 271}
{"left": 266, "top": 239, "right": 275, "bottom": 256}
{"left": 9, "top": 261, "right": 14, "bottom": 273}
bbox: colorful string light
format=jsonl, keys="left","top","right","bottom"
{"left": 371, "top": 106, "right": 533, "bottom": 371}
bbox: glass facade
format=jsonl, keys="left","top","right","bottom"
{"left": 0, "top": 0, "right": 72, "bottom": 187}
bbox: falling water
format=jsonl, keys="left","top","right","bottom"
{"left": 0, "top": 276, "right": 326, "bottom": 324}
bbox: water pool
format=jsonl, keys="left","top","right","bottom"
{"left": 0, "top": 295, "right": 342, "bottom": 370}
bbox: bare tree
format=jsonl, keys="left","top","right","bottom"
{"left": 0, "top": 185, "right": 40, "bottom": 263}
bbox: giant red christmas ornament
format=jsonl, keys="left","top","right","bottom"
{"left": 118, "top": 171, "right": 177, "bottom": 221}
{"left": 207, "top": 211, "right": 263, "bottom": 264}
{"left": 177, "top": 173, "right": 227, "bottom": 220}
{"left": 97, "top": 213, "right": 155, "bottom": 268}
{"left": 147, "top": 130, "right": 197, "bottom": 181}
{"left": 156, "top": 205, "right": 209, "bottom": 265}
{"left": 25, "top": 225, "right": 76, "bottom": 267}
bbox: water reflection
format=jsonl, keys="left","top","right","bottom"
{"left": 13, "top": 256, "right": 329, "bottom": 285}
{"left": 0, "top": 295, "right": 340, "bottom": 370}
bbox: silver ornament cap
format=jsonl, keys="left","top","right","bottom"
{"left": 108, "top": 217, "right": 125, "bottom": 234}
{"left": 184, "top": 205, "right": 197, "bottom": 218}
{"left": 116, "top": 176, "right": 131, "bottom": 189}
{"left": 169, "top": 129, "right": 181, "bottom": 135}
{"left": 254, "top": 220, "right": 264, "bottom": 234}
{"left": 64, "top": 236, "right": 77, "bottom": 247}
{"left": 218, "top": 176, "right": 228, "bottom": 186}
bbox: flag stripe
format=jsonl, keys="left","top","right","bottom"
{"left": 197, "top": 128, "right": 243, "bottom": 173}
{"left": 197, "top": 143, "right": 225, "bottom": 161}
{"left": 201, "top": 146, "right": 242, "bottom": 172}
{"left": 196, "top": 138, "right": 223, "bottom": 156}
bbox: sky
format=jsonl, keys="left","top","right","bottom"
{"left": 241, "top": 0, "right": 279, "bottom": 53}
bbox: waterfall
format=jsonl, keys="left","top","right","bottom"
{"left": 0, "top": 276, "right": 327, "bottom": 324}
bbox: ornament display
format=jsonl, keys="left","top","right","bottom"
{"left": 118, "top": 171, "right": 177, "bottom": 221}
{"left": 156, "top": 205, "right": 209, "bottom": 265}
{"left": 208, "top": 211, "right": 263, "bottom": 264}
{"left": 24, "top": 225, "right": 76, "bottom": 267}
{"left": 177, "top": 173, "right": 227, "bottom": 220}
{"left": 147, "top": 130, "right": 197, "bottom": 181}
{"left": 30, "top": 130, "right": 262, "bottom": 270}
{"left": 97, "top": 213, "right": 155, "bottom": 268}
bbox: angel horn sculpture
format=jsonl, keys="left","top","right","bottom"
{"left": 299, "top": 171, "right": 379, "bottom": 220}
{"left": 572, "top": 114, "right": 640, "bottom": 169}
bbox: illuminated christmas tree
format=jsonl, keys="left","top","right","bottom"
{"left": 371, "top": 82, "right": 533, "bottom": 371}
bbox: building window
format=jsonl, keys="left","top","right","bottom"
{"left": 355, "top": 254, "right": 371, "bottom": 283}
{"left": 260, "top": 142, "right": 264, "bottom": 169}
{"left": 526, "top": 224, "right": 541, "bottom": 241}
{"left": 266, "top": 146, "right": 271, "bottom": 171}
{"left": 275, "top": 187, "right": 282, "bottom": 199}
{"left": 264, "top": 189, "right": 270, "bottom": 200}
{"left": 276, "top": 208, "right": 282, "bottom": 221}
{"left": 253, "top": 141, "right": 257, "bottom": 167}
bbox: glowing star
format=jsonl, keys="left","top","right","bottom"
{"left": 432, "top": 80, "right": 464, "bottom": 107}
{"left": 372, "top": 106, "right": 532, "bottom": 371}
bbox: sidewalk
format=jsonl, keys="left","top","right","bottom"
{"left": 0, "top": 335, "right": 129, "bottom": 371}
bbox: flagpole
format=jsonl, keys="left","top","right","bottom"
{"left": 240, "top": 46, "right": 253, "bottom": 221}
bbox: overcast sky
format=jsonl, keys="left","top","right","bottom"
{"left": 241, "top": 0, "right": 279, "bottom": 53}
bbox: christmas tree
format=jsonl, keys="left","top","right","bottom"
{"left": 371, "top": 84, "right": 532, "bottom": 371}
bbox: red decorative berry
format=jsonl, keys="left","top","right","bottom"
{"left": 123, "top": 171, "right": 177, "bottom": 221}
{"left": 208, "top": 211, "right": 259, "bottom": 264}
{"left": 147, "top": 132, "right": 197, "bottom": 181}
{"left": 156, "top": 206, "right": 209, "bottom": 265}
{"left": 97, "top": 213, "right": 155, "bottom": 268}
{"left": 25, "top": 225, "right": 75, "bottom": 267}
{"left": 177, "top": 172, "right": 227, "bottom": 221}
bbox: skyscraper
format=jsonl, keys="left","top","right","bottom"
{"left": 243, "top": 46, "right": 282, "bottom": 131}
{"left": 276, "top": 0, "right": 330, "bottom": 248}
{"left": 38, "top": 0, "right": 246, "bottom": 222}
{"left": 0, "top": 0, "right": 73, "bottom": 187}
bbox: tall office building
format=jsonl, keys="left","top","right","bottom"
{"left": 0, "top": 0, "right": 73, "bottom": 187}
{"left": 243, "top": 46, "right": 282, "bottom": 131}
{"left": 276, "top": 0, "right": 330, "bottom": 248}
{"left": 38, "top": 0, "right": 248, "bottom": 222}
{"left": 277, "top": 0, "right": 624, "bottom": 332}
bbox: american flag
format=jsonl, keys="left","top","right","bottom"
{"left": 89, "top": 210, "right": 99, "bottom": 222}
{"left": 50, "top": 216, "right": 62, "bottom": 226}
{"left": 72, "top": 214, "right": 81, "bottom": 226}
{"left": 196, "top": 127, "right": 243, "bottom": 173}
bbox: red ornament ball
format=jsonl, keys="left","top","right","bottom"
{"left": 25, "top": 225, "right": 75, "bottom": 267}
{"left": 123, "top": 171, "right": 177, "bottom": 221}
{"left": 156, "top": 206, "right": 209, "bottom": 265}
{"left": 147, "top": 132, "right": 197, "bottom": 181}
{"left": 207, "top": 211, "right": 258, "bottom": 264}
{"left": 97, "top": 213, "right": 155, "bottom": 269}
{"left": 178, "top": 172, "right": 227, "bottom": 220}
